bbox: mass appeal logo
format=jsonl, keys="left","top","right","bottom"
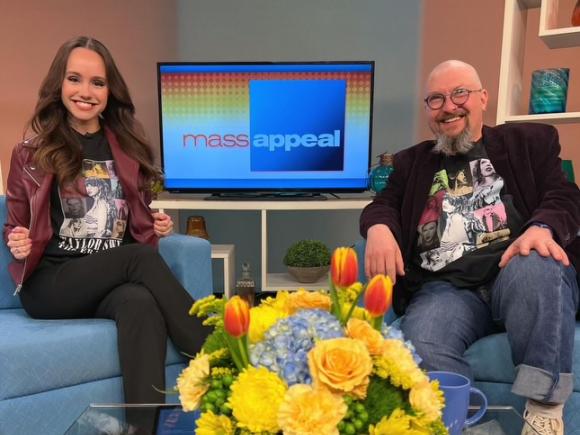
{"left": 249, "top": 79, "right": 346, "bottom": 171}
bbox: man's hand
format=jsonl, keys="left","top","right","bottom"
{"left": 152, "top": 212, "right": 174, "bottom": 237}
{"left": 499, "top": 225, "right": 569, "bottom": 268}
{"left": 365, "top": 224, "right": 405, "bottom": 284}
{"left": 7, "top": 227, "right": 32, "bottom": 260}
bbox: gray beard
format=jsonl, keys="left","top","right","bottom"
{"left": 432, "top": 127, "right": 474, "bottom": 156}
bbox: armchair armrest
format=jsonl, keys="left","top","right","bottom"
{"left": 159, "top": 234, "right": 213, "bottom": 301}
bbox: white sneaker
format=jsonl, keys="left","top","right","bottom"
{"left": 521, "top": 400, "right": 564, "bottom": 435}
{"left": 76, "top": 410, "right": 136, "bottom": 435}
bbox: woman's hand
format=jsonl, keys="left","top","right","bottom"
{"left": 7, "top": 226, "right": 32, "bottom": 260}
{"left": 152, "top": 212, "right": 174, "bottom": 237}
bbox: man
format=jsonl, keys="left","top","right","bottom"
{"left": 360, "top": 60, "right": 580, "bottom": 435}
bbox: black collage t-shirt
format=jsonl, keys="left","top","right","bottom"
{"left": 43, "top": 130, "right": 133, "bottom": 258}
{"left": 406, "top": 141, "right": 525, "bottom": 290}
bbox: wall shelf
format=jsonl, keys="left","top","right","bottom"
{"left": 497, "top": 0, "right": 580, "bottom": 124}
{"left": 152, "top": 197, "right": 371, "bottom": 292}
{"left": 504, "top": 111, "right": 580, "bottom": 123}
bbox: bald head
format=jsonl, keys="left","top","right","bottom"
{"left": 426, "top": 60, "right": 483, "bottom": 92}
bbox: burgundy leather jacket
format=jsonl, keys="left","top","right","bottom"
{"left": 3, "top": 127, "right": 158, "bottom": 290}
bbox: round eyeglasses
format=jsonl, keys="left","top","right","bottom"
{"left": 424, "top": 88, "right": 483, "bottom": 110}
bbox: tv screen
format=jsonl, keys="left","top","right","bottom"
{"left": 157, "top": 61, "right": 374, "bottom": 194}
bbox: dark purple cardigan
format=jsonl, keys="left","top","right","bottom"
{"left": 360, "top": 123, "right": 580, "bottom": 314}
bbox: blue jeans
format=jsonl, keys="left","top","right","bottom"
{"left": 401, "top": 252, "right": 579, "bottom": 404}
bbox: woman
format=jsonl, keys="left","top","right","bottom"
{"left": 471, "top": 158, "right": 504, "bottom": 208}
{"left": 3, "top": 36, "right": 209, "bottom": 404}
{"left": 84, "top": 177, "right": 115, "bottom": 237}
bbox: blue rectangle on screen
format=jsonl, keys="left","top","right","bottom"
{"left": 249, "top": 80, "right": 346, "bottom": 171}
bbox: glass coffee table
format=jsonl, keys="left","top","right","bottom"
{"left": 65, "top": 404, "right": 539, "bottom": 434}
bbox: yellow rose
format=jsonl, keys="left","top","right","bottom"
{"left": 346, "top": 318, "right": 385, "bottom": 355}
{"left": 288, "top": 289, "right": 331, "bottom": 314}
{"left": 308, "top": 337, "right": 372, "bottom": 399}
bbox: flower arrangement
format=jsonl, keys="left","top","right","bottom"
{"left": 178, "top": 247, "right": 447, "bottom": 435}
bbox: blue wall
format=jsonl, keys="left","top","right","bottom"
{"left": 174, "top": 0, "right": 423, "bottom": 291}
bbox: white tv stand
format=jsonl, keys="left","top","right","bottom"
{"left": 152, "top": 196, "right": 372, "bottom": 292}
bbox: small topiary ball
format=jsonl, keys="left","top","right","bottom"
{"left": 283, "top": 240, "right": 331, "bottom": 268}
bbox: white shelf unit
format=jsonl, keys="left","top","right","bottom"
{"left": 497, "top": 0, "right": 580, "bottom": 125}
{"left": 211, "top": 244, "right": 235, "bottom": 298}
{"left": 152, "top": 198, "right": 371, "bottom": 291}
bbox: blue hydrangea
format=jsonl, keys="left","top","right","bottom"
{"left": 250, "top": 309, "right": 344, "bottom": 385}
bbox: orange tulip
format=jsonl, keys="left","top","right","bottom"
{"left": 331, "top": 247, "right": 359, "bottom": 288}
{"left": 363, "top": 274, "right": 393, "bottom": 317}
{"left": 224, "top": 296, "right": 250, "bottom": 338}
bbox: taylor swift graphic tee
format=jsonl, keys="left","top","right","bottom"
{"left": 406, "top": 141, "right": 524, "bottom": 290}
{"left": 44, "top": 130, "right": 133, "bottom": 258}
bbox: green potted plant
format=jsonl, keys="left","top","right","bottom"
{"left": 283, "top": 240, "right": 331, "bottom": 283}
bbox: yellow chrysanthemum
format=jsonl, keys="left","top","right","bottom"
{"left": 288, "top": 289, "right": 331, "bottom": 314}
{"left": 248, "top": 305, "right": 286, "bottom": 344}
{"left": 196, "top": 410, "right": 235, "bottom": 435}
{"left": 278, "top": 384, "right": 347, "bottom": 435}
{"left": 409, "top": 379, "right": 445, "bottom": 423}
{"left": 346, "top": 318, "right": 385, "bottom": 355}
{"left": 177, "top": 354, "right": 210, "bottom": 411}
{"left": 374, "top": 339, "right": 428, "bottom": 389}
{"left": 369, "top": 409, "right": 427, "bottom": 435}
{"left": 309, "top": 337, "right": 372, "bottom": 399}
{"left": 229, "top": 366, "right": 287, "bottom": 433}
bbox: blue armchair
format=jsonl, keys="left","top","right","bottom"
{"left": 354, "top": 240, "right": 580, "bottom": 433}
{"left": 0, "top": 195, "right": 213, "bottom": 435}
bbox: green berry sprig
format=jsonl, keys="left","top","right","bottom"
{"left": 338, "top": 396, "right": 370, "bottom": 435}
{"left": 200, "top": 373, "right": 234, "bottom": 416}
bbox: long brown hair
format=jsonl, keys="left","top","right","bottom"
{"left": 28, "top": 36, "right": 160, "bottom": 187}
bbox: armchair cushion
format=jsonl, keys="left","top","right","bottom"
{"left": 0, "top": 309, "right": 185, "bottom": 400}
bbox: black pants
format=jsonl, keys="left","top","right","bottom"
{"left": 21, "top": 244, "right": 211, "bottom": 404}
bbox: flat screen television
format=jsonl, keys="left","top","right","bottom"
{"left": 157, "top": 61, "right": 374, "bottom": 197}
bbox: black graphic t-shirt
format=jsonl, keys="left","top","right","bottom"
{"left": 43, "top": 130, "right": 133, "bottom": 258}
{"left": 406, "top": 141, "right": 524, "bottom": 290}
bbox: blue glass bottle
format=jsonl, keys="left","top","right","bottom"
{"left": 369, "top": 153, "right": 394, "bottom": 194}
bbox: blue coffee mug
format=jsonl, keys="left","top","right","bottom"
{"left": 428, "top": 371, "right": 487, "bottom": 435}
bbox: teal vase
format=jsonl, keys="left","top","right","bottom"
{"left": 369, "top": 153, "right": 394, "bottom": 193}
{"left": 529, "top": 68, "right": 570, "bottom": 114}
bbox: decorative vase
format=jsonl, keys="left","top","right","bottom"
{"left": 287, "top": 265, "right": 330, "bottom": 283}
{"left": 236, "top": 262, "right": 256, "bottom": 306}
{"left": 369, "top": 153, "right": 394, "bottom": 194}
{"left": 572, "top": 0, "right": 580, "bottom": 26}
{"left": 528, "top": 68, "right": 570, "bottom": 114}
{"left": 186, "top": 215, "right": 209, "bottom": 239}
